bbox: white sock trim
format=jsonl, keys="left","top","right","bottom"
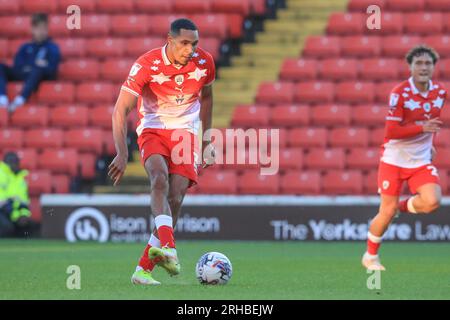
{"left": 367, "top": 231, "right": 382, "bottom": 243}
{"left": 154, "top": 214, "right": 173, "bottom": 229}
{"left": 407, "top": 197, "right": 418, "bottom": 214}
{"left": 364, "top": 252, "right": 378, "bottom": 259}
{"left": 148, "top": 234, "right": 161, "bottom": 248}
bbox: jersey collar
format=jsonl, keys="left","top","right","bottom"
{"left": 161, "top": 44, "right": 183, "bottom": 70}
{"left": 408, "top": 76, "right": 433, "bottom": 98}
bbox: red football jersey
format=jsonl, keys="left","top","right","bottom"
{"left": 382, "top": 77, "right": 447, "bottom": 168}
{"left": 121, "top": 45, "right": 215, "bottom": 136}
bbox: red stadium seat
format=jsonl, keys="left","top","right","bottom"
{"left": 346, "top": 148, "right": 380, "bottom": 170}
{"left": 95, "top": 0, "right": 134, "bottom": 13}
{"left": 13, "top": 149, "right": 38, "bottom": 171}
{"left": 424, "top": 36, "right": 450, "bottom": 59}
{"left": 280, "top": 170, "right": 321, "bottom": 194}
{"left": 256, "top": 82, "right": 294, "bottom": 104}
{"left": 212, "top": 0, "right": 250, "bottom": 14}
{"left": 425, "top": 0, "right": 450, "bottom": 10}
{"left": 279, "top": 59, "right": 318, "bottom": 81}
{"left": 64, "top": 128, "right": 103, "bottom": 153}
{"left": 329, "top": 127, "right": 369, "bottom": 148}
{"left": 320, "top": 58, "right": 358, "bottom": 81}
{"left": 0, "top": 16, "right": 29, "bottom": 37}
{"left": 10, "top": 105, "right": 49, "bottom": 128}
{"left": 6, "top": 82, "right": 23, "bottom": 101}
{"left": 437, "top": 59, "right": 450, "bottom": 79}
{"left": 78, "top": 153, "right": 97, "bottom": 179}
{"left": 288, "top": 128, "right": 328, "bottom": 148}
{"left": 0, "top": 108, "right": 8, "bottom": 127}
{"left": 26, "top": 171, "right": 52, "bottom": 196}
{"left": 21, "top": 0, "right": 58, "bottom": 13}
{"left": 382, "top": 36, "right": 424, "bottom": 58}
{"left": 386, "top": 0, "right": 425, "bottom": 11}
{"left": 322, "top": 170, "right": 363, "bottom": 194}
{"left": 37, "top": 82, "right": 75, "bottom": 103}
{"left": 326, "top": 13, "right": 366, "bottom": 35}
{"left": 199, "top": 38, "right": 220, "bottom": 61}
{"left": 278, "top": 148, "right": 303, "bottom": 171}
{"left": 148, "top": 15, "right": 186, "bottom": 37}
{"left": 50, "top": 104, "right": 89, "bottom": 128}
{"left": 359, "top": 59, "right": 399, "bottom": 81}
{"left": 0, "top": 40, "right": 7, "bottom": 59}
{"left": 364, "top": 170, "right": 378, "bottom": 194}
{"left": 370, "top": 128, "right": 385, "bottom": 146}
{"left": 434, "top": 128, "right": 450, "bottom": 148}
{"left": 103, "top": 130, "right": 116, "bottom": 156}
{"left": 294, "top": 81, "right": 335, "bottom": 104}
{"left": 335, "top": 82, "right": 375, "bottom": 104}
{"left": 404, "top": 13, "right": 443, "bottom": 35}
{"left": 375, "top": 81, "right": 400, "bottom": 103}
{"left": 25, "top": 128, "right": 64, "bottom": 149}
{"left": 86, "top": 38, "right": 125, "bottom": 58}
{"left": 79, "top": 15, "right": 110, "bottom": 36}
{"left": 197, "top": 170, "right": 237, "bottom": 194}
{"left": 352, "top": 104, "right": 385, "bottom": 126}
{"left": 348, "top": 0, "right": 386, "bottom": 11}
{"left": 231, "top": 105, "right": 270, "bottom": 127}
{"left": 110, "top": 15, "right": 149, "bottom": 36}
{"left": 173, "top": 0, "right": 210, "bottom": 13}
{"left": 303, "top": 36, "right": 341, "bottom": 58}
{"left": 305, "top": 148, "right": 345, "bottom": 170}
{"left": 89, "top": 105, "right": 114, "bottom": 129}
{"left": 438, "top": 170, "right": 448, "bottom": 194}
{"left": 249, "top": 0, "right": 266, "bottom": 15}
{"left": 255, "top": 128, "right": 287, "bottom": 148}
{"left": 340, "top": 36, "right": 381, "bottom": 58}
{"left": 134, "top": 0, "right": 173, "bottom": 13}
{"left": 58, "top": 0, "right": 96, "bottom": 12}
{"left": 0, "top": 0, "right": 20, "bottom": 14}
{"left": 125, "top": 37, "right": 166, "bottom": 57}
{"left": 7, "top": 39, "right": 27, "bottom": 59}
{"left": 310, "top": 104, "right": 351, "bottom": 126}
{"left": 38, "top": 149, "right": 78, "bottom": 176}
{"left": 270, "top": 104, "right": 310, "bottom": 127}
{"left": 225, "top": 14, "right": 245, "bottom": 38}
{"left": 59, "top": 59, "right": 100, "bottom": 81}
{"left": 55, "top": 38, "right": 86, "bottom": 57}
{"left": 48, "top": 15, "right": 70, "bottom": 37}
{"left": 366, "top": 13, "right": 404, "bottom": 35}
{"left": 433, "top": 149, "right": 450, "bottom": 169}
{"left": 76, "top": 82, "right": 116, "bottom": 103}
{"left": 0, "top": 129, "right": 24, "bottom": 149}
{"left": 52, "top": 175, "right": 70, "bottom": 194}
{"left": 191, "top": 15, "right": 228, "bottom": 38}
{"left": 238, "top": 170, "right": 280, "bottom": 194}
{"left": 101, "top": 59, "right": 134, "bottom": 81}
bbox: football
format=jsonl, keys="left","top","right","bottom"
{"left": 195, "top": 252, "right": 233, "bottom": 285}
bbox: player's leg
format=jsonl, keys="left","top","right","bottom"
{"left": 398, "top": 165, "right": 441, "bottom": 214}
{"left": 167, "top": 173, "right": 190, "bottom": 226}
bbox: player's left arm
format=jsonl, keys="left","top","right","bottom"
{"left": 200, "top": 84, "right": 214, "bottom": 168}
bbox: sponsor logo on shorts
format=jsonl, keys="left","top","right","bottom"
{"left": 382, "top": 180, "right": 390, "bottom": 190}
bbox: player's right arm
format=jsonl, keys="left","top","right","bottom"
{"left": 109, "top": 58, "right": 149, "bottom": 186}
{"left": 384, "top": 89, "right": 442, "bottom": 139}
{"left": 108, "top": 90, "right": 137, "bottom": 186}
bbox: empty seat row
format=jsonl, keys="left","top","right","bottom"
{"left": 189, "top": 168, "right": 450, "bottom": 195}
{"left": 280, "top": 58, "right": 450, "bottom": 81}
{"left": 0, "top": 128, "right": 115, "bottom": 155}
{"left": 255, "top": 81, "right": 450, "bottom": 104}
{"left": 347, "top": 0, "right": 450, "bottom": 12}
{"left": 302, "top": 35, "right": 450, "bottom": 59}
{"left": 327, "top": 12, "right": 450, "bottom": 36}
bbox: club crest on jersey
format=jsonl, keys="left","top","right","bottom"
{"left": 175, "top": 75, "right": 184, "bottom": 86}
{"left": 382, "top": 180, "right": 390, "bottom": 190}
{"left": 129, "top": 63, "right": 142, "bottom": 77}
{"left": 389, "top": 93, "right": 399, "bottom": 107}
{"left": 423, "top": 102, "right": 431, "bottom": 113}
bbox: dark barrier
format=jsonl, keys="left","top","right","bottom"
{"left": 41, "top": 195, "right": 450, "bottom": 242}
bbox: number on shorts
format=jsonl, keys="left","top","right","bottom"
{"left": 427, "top": 165, "right": 438, "bottom": 177}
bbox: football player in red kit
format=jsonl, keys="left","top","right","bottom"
{"left": 109, "top": 19, "right": 216, "bottom": 285}
{"left": 363, "top": 45, "right": 447, "bottom": 270}
{"left": 362, "top": 46, "right": 447, "bottom": 270}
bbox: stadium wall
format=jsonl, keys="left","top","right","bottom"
{"left": 41, "top": 195, "right": 450, "bottom": 242}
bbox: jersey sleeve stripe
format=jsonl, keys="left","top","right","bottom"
{"left": 121, "top": 86, "right": 140, "bottom": 97}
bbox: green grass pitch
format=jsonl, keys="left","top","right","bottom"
{"left": 1, "top": 240, "right": 449, "bottom": 300}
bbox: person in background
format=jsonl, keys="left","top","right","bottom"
{"left": 0, "top": 13, "right": 61, "bottom": 112}
{"left": 0, "top": 152, "right": 33, "bottom": 237}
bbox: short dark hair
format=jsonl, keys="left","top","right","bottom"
{"left": 406, "top": 45, "right": 439, "bottom": 65}
{"left": 3, "top": 152, "right": 19, "bottom": 163}
{"left": 169, "top": 18, "right": 198, "bottom": 36}
{"left": 31, "top": 13, "right": 48, "bottom": 26}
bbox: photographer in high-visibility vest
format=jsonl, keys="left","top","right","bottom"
{"left": 0, "top": 152, "right": 33, "bottom": 237}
